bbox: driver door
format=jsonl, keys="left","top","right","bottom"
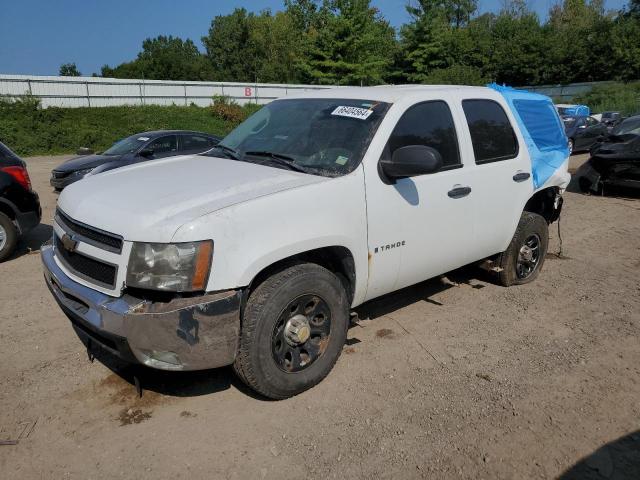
{"left": 363, "top": 99, "right": 476, "bottom": 301}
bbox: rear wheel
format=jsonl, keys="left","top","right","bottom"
{"left": 234, "top": 263, "right": 349, "bottom": 399}
{"left": 0, "top": 213, "right": 18, "bottom": 262}
{"left": 497, "top": 212, "right": 548, "bottom": 287}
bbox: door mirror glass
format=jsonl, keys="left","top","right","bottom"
{"left": 381, "top": 145, "right": 443, "bottom": 179}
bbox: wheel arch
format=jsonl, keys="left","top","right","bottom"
{"left": 245, "top": 245, "right": 357, "bottom": 307}
{"left": 523, "top": 187, "right": 562, "bottom": 224}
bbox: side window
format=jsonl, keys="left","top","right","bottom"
{"left": 147, "top": 135, "right": 177, "bottom": 154}
{"left": 462, "top": 100, "right": 518, "bottom": 164}
{"left": 182, "top": 134, "right": 212, "bottom": 152}
{"left": 387, "top": 101, "right": 461, "bottom": 169}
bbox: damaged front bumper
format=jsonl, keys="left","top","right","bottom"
{"left": 41, "top": 242, "right": 241, "bottom": 371}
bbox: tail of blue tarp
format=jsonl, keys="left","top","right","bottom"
{"left": 487, "top": 83, "right": 570, "bottom": 189}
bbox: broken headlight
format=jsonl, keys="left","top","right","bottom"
{"left": 126, "top": 241, "right": 213, "bottom": 292}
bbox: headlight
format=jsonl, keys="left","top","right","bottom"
{"left": 126, "top": 241, "right": 213, "bottom": 292}
{"left": 74, "top": 167, "right": 95, "bottom": 177}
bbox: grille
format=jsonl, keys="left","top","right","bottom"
{"left": 56, "top": 209, "right": 123, "bottom": 253}
{"left": 55, "top": 235, "right": 117, "bottom": 287}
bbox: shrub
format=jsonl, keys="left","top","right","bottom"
{"left": 573, "top": 81, "right": 640, "bottom": 116}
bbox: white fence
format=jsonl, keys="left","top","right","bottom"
{"left": 0, "top": 74, "right": 337, "bottom": 108}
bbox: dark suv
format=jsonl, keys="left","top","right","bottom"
{"left": 0, "top": 141, "right": 41, "bottom": 261}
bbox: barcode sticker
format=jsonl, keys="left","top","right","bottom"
{"left": 331, "top": 106, "right": 373, "bottom": 120}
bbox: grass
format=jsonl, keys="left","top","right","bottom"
{"left": 572, "top": 81, "right": 640, "bottom": 116}
{"left": 0, "top": 96, "right": 262, "bottom": 157}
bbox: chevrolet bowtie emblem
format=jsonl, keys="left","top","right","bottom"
{"left": 61, "top": 234, "right": 78, "bottom": 253}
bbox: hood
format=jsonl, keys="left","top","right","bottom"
{"left": 57, "top": 155, "right": 327, "bottom": 242}
{"left": 54, "top": 154, "right": 121, "bottom": 173}
{"left": 592, "top": 134, "right": 640, "bottom": 154}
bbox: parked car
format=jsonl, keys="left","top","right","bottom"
{"left": 0, "top": 141, "right": 41, "bottom": 261}
{"left": 600, "top": 111, "right": 622, "bottom": 128}
{"left": 556, "top": 104, "right": 590, "bottom": 116}
{"left": 562, "top": 115, "right": 608, "bottom": 154}
{"left": 50, "top": 130, "right": 221, "bottom": 190}
{"left": 579, "top": 115, "right": 640, "bottom": 193}
{"left": 42, "top": 86, "right": 569, "bottom": 399}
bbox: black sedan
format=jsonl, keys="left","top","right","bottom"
{"left": 51, "top": 130, "right": 220, "bottom": 190}
{"left": 0, "top": 141, "right": 41, "bottom": 261}
{"left": 562, "top": 115, "right": 608, "bottom": 155}
{"left": 578, "top": 115, "right": 640, "bottom": 193}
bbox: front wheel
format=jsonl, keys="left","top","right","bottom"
{"left": 234, "top": 263, "right": 349, "bottom": 399}
{"left": 496, "top": 212, "right": 549, "bottom": 287}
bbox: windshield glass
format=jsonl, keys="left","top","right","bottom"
{"left": 562, "top": 116, "right": 577, "bottom": 129}
{"left": 612, "top": 117, "right": 640, "bottom": 136}
{"left": 208, "top": 98, "right": 390, "bottom": 177}
{"left": 103, "top": 135, "right": 150, "bottom": 155}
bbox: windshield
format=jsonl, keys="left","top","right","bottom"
{"left": 612, "top": 117, "right": 640, "bottom": 136}
{"left": 103, "top": 135, "right": 150, "bottom": 156}
{"left": 207, "top": 98, "right": 390, "bottom": 177}
{"left": 562, "top": 117, "right": 578, "bottom": 129}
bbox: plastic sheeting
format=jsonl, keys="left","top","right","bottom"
{"left": 488, "top": 83, "right": 569, "bottom": 189}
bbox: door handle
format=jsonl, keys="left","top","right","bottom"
{"left": 447, "top": 186, "right": 471, "bottom": 199}
{"left": 513, "top": 172, "right": 531, "bottom": 182}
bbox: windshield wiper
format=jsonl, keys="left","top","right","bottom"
{"left": 210, "top": 144, "right": 240, "bottom": 160}
{"left": 244, "top": 151, "right": 309, "bottom": 173}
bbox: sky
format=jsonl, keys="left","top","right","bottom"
{"left": 0, "top": 0, "right": 628, "bottom": 76}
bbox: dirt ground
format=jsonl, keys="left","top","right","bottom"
{"left": 1, "top": 154, "right": 639, "bottom": 479}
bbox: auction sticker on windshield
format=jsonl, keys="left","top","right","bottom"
{"left": 332, "top": 106, "right": 373, "bottom": 120}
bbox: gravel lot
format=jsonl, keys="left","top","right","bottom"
{"left": 1, "top": 154, "right": 639, "bottom": 479}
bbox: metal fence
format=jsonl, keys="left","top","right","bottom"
{"left": 0, "top": 74, "right": 338, "bottom": 108}
{"left": 522, "top": 81, "right": 616, "bottom": 102}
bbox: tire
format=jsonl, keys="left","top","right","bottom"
{"left": 234, "top": 263, "right": 349, "bottom": 399}
{"left": 496, "top": 212, "right": 549, "bottom": 287}
{"left": 568, "top": 138, "right": 574, "bottom": 156}
{"left": 0, "top": 212, "right": 18, "bottom": 262}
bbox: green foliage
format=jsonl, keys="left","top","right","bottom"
{"left": 300, "top": 0, "right": 397, "bottom": 86}
{"left": 210, "top": 95, "right": 247, "bottom": 123}
{"left": 0, "top": 98, "right": 249, "bottom": 156}
{"left": 573, "top": 81, "right": 640, "bottom": 116}
{"left": 202, "top": 8, "right": 303, "bottom": 83}
{"left": 59, "top": 63, "right": 81, "bottom": 77}
{"left": 96, "top": 0, "right": 640, "bottom": 88}
{"left": 101, "top": 35, "right": 215, "bottom": 81}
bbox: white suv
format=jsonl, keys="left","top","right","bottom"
{"left": 42, "top": 85, "right": 570, "bottom": 399}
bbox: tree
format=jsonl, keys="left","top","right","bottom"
{"left": 301, "top": 0, "right": 397, "bottom": 85}
{"left": 611, "top": 1, "right": 640, "bottom": 80}
{"left": 101, "top": 35, "right": 215, "bottom": 80}
{"left": 202, "top": 8, "right": 304, "bottom": 83}
{"left": 59, "top": 63, "right": 81, "bottom": 76}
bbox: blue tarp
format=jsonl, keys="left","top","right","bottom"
{"left": 488, "top": 83, "right": 569, "bottom": 189}
{"left": 559, "top": 105, "right": 590, "bottom": 116}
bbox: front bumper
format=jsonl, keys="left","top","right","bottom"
{"left": 50, "top": 173, "right": 81, "bottom": 190}
{"left": 41, "top": 242, "right": 241, "bottom": 371}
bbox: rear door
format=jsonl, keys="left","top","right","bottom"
{"left": 180, "top": 133, "right": 217, "bottom": 155}
{"left": 455, "top": 97, "right": 534, "bottom": 258}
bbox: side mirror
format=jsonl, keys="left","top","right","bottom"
{"left": 380, "top": 145, "right": 443, "bottom": 181}
{"left": 139, "top": 148, "right": 154, "bottom": 158}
